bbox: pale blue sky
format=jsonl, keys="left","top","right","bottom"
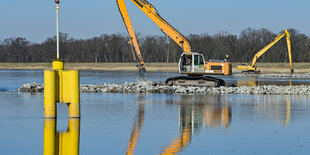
{"left": 0, "top": 0, "right": 309, "bottom": 43}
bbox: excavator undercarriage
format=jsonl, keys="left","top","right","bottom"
{"left": 166, "top": 76, "right": 225, "bottom": 87}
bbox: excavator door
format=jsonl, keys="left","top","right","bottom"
{"left": 179, "top": 52, "right": 206, "bottom": 75}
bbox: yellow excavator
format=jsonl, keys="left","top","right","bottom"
{"left": 117, "top": 0, "right": 231, "bottom": 87}
{"left": 237, "top": 29, "right": 294, "bottom": 74}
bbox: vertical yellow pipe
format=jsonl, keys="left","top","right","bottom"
{"left": 63, "top": 70, "right": 80, "bottom": 118}
{"left": 43, "top": 119, "right": 56, "bottom": 155}
{"left": 44, "top": 70, "right": 57, "bottom": 118}
{"left": 58, "top": 70, "right": 63, "bottom": 102}
{"left": 52, "top": 60, "right": 64, "bottom": 102}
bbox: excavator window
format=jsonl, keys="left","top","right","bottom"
{"left": 194, "top": 55, "right": 204, "bottom": 67}
{"left": 180, "top": 54, "right": 193, "bottom": 72}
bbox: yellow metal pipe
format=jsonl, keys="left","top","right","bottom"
{"left": 43, "top": 119, "right": 56, "bottom": 155}
{"left": 52, "top": 59, "right": 64, "bottom": 102}
{"left": 58, "top": 70, "right": 63, "bottom": 102}
{"left": 63, "top": 70, "right": 80, "bottom": 118}
{"left": 52, "top": 59, "right": 64, "bottom": 70}
{"left": 44, "top": 70, "right": 57, "bottom": 118}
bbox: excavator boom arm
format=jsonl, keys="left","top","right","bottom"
{"left": 249, "top": 29, "right": 294, "bottom": 73}
{"left": 117, "top": 0, "right": 192, "bottom": 54}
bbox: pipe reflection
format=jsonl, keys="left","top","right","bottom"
{"left": 43, "top": 118, "right": 80, "bottom": 155}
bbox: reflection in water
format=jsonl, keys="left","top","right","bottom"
{"left": 236, "top": 76, "right": 299, "bottom": 87}
{"left": 237, "top": 77, "right": 259, "bottom": 87}
{"left": 125, "top": 95, "right": 232, "bottom": 155}
{"left": 126, "top": 103, "right": 145, "bottom": 155}
{"left": 159, "top": 95, "right": 232, "bottom": 155}
{"left": 285, "top": 97, "right": 291, "bottom": 126}
{"left": 205, "top": 104, "right": 231, "bottom": 130}
{"left": 254, "top": 96, "right": 292, "bottom": 126}
{"left": 289, "top": 78, "right": 292, "bottom": 86}
{"left": 43, "top": 118, "right": 80, "bottom": 155}
{"left": 159, "top": 104, "right": 193, "bottom": 155}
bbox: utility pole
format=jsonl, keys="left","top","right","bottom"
{"left": 55, "top": 0, "right": 60, "bottom": 59}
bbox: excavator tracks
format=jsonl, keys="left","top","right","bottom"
{"left": 241, "top": 70, "right": 261, "bottom": 74}
{"left": 165, "top": 76, "right": 225, "bottom": 87}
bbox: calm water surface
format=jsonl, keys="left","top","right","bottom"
{"left": 0, "top": 70, "right": 310, "bottom": 154}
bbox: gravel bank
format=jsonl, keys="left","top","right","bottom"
{"left": 233, "top": 73, "right": 310, "bottom": 78}
{"left": 17, "top": 81, "right": 310, "bottom": 95}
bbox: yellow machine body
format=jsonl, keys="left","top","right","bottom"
{"left": 206, "top": 62, "right": 232, "bottom": 75}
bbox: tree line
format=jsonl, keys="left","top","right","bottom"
{"left": 0, "top": 28, "right": 309, "bottom": 63}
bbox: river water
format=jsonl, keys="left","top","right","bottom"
{"left": 0, "top": 70, "right": 310, "bottom": 154}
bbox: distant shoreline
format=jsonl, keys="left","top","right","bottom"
{"left": 0, "top": 62, "right": 309, "bottom": 73}
{"left": 0, "top": 62, "right": 178, "bottom": 72}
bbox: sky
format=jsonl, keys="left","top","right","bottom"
{"left": 0, "top": 0, "right": 309, "bottom": 43}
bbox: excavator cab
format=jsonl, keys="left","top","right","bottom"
{"left": 179, "top": 52, "right": 205, "bottom": 75}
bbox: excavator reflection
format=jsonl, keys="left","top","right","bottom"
{"left": 237, "top": 77, "right": 260, "bottom": 87}
{"left": 254, "top": 96, "right": 291, "bottom": 127}
{"left": 126, "top": 103, "right": 145, "bottom": 155}
{"left": 159, "top": 95, "right": 231, "bottom": 155}
{"left": 237, "top": 77, "right": 294, "bottom": 87}
{"left": 43, "top": 118, "right": 80, "bottom": 155}
{"left": 125, "top": 95, "right": 232, "bottom": 155}
{"left": 205, "top": 104, "right": 231, "bottom": 130}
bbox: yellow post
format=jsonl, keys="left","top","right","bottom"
{"left": 63, "top": 70, "right": 80, "bottom": 118}
{"left": 43, "top": 119, "right": 56, "bottom": 155}
{"left": 44, "top": 70, "right": 57, "bottom": 118}
{"left": 52, "top": 59, "right": 64, "bottom": 70}
{"left": 45, "top": 59, "right": 80, "bottom": 118}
